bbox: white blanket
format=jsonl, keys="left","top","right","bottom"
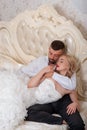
{"left": 0, "top": 69, "right": 62, "bottom": 130}
{"left": 35, "top": 78, "right": 62, "bottom": 104}
{"left": 0, "top": 68, "right": 38, "bottom": 130}
{"left": 0, "top": 70, "right": 28, "bottom": 130}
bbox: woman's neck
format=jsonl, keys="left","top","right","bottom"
{"left": 59, "top": 71, "right": 67, "bottom": 76}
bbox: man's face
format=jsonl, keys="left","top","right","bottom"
{"left": 48, "top": 47, "right": 64, "bottom": 64}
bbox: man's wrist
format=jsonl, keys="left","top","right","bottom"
{"left": 73, "top": 101, "right": 80, "bottom": 111}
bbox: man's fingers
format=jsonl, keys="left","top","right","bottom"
{"left": 67, "top": 107, "right": 76, "bottom": 115}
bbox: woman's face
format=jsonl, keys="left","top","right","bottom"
{"left": 55, "top": 55, "right": 70, "bottom": 75}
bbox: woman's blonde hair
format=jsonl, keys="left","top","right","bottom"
{"left": 65, "top": 54, "right": 77, "bottom": 78}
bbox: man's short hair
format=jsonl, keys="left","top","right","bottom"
{"left": 50, "top": 40, "right": 66, "bottom": 51}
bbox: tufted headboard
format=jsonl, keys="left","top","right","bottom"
{"left": 0, "top": 5, "right": 87, "bottom": 101}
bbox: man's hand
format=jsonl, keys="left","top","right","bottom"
{"left": 68, "top": 90, "right": 80, "bottom": 115}
{"left": 42, "top": 65, "right": 54, "bottom": 74}
{"left": 39, "top": 65, "right": 54, "bottom": 82}
{"left": 28, "top": 65, "right": 54, "bottom": 88}
{"left": 44, "top": 71, "right": 54, "bottom": 78}
{"left": 66, "top": 102, "right": 79, "bottom": 115}
{"left": 42, "top": 65, "right": 54, "bottom": 79}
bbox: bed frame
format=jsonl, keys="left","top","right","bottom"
{"left": 0, "top": 4, "right": 87, "bottom": 130}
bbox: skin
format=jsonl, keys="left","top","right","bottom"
{"left": 55, "top": 55, "right": 70, "bottom": 76}
{"left": 48, "top": 47, "right": 64, "bottom": 64}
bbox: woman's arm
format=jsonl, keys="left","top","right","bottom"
{"left": 27, "top": 65, "right": 54, "bottom": 88}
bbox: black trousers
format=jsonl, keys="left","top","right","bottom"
{"left": 25, "top": 94, "right": 85, "bottom": 130}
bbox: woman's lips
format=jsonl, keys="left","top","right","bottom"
{"left": 56, "top": 65, "right": 59, "bottom": 67}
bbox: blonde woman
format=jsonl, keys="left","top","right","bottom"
{"left": 28, "top": 54, "right": 77, "bottom": 104}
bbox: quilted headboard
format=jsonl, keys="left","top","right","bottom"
{"left": 0, "top": 5, "right": 87, "bottom": 101}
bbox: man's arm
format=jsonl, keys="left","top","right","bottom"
{"left": 45, "top": 72, "right": 79, "bottom": 114}
{"left": 54, "top": 80, "right": 79, "bottom": 115}
{"left": 67, "top": 90, "right": 79, "bottom": 115}
{"left": 52, "top": 72, "right": 76, "bottom": 90}
{"left": 21, "top": 56, "right": 47, "bottom": 77}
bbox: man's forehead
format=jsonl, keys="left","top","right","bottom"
{"left": 49, "top": 47, "right": 64, "bottom": 55}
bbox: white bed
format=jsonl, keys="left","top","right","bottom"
{"left": 0, "top": 4, "right": 87, "bottom": 130}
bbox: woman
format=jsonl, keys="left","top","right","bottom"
{"left": 28, "top": 54, "right": 77, "bottom": 104}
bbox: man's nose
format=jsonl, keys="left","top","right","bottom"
{"left": 50, "top": 55, "right": 54, "bottom": 59}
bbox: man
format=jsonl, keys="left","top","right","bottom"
{"left": 21, "top": 40, "right": 85, "bottom": 130}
